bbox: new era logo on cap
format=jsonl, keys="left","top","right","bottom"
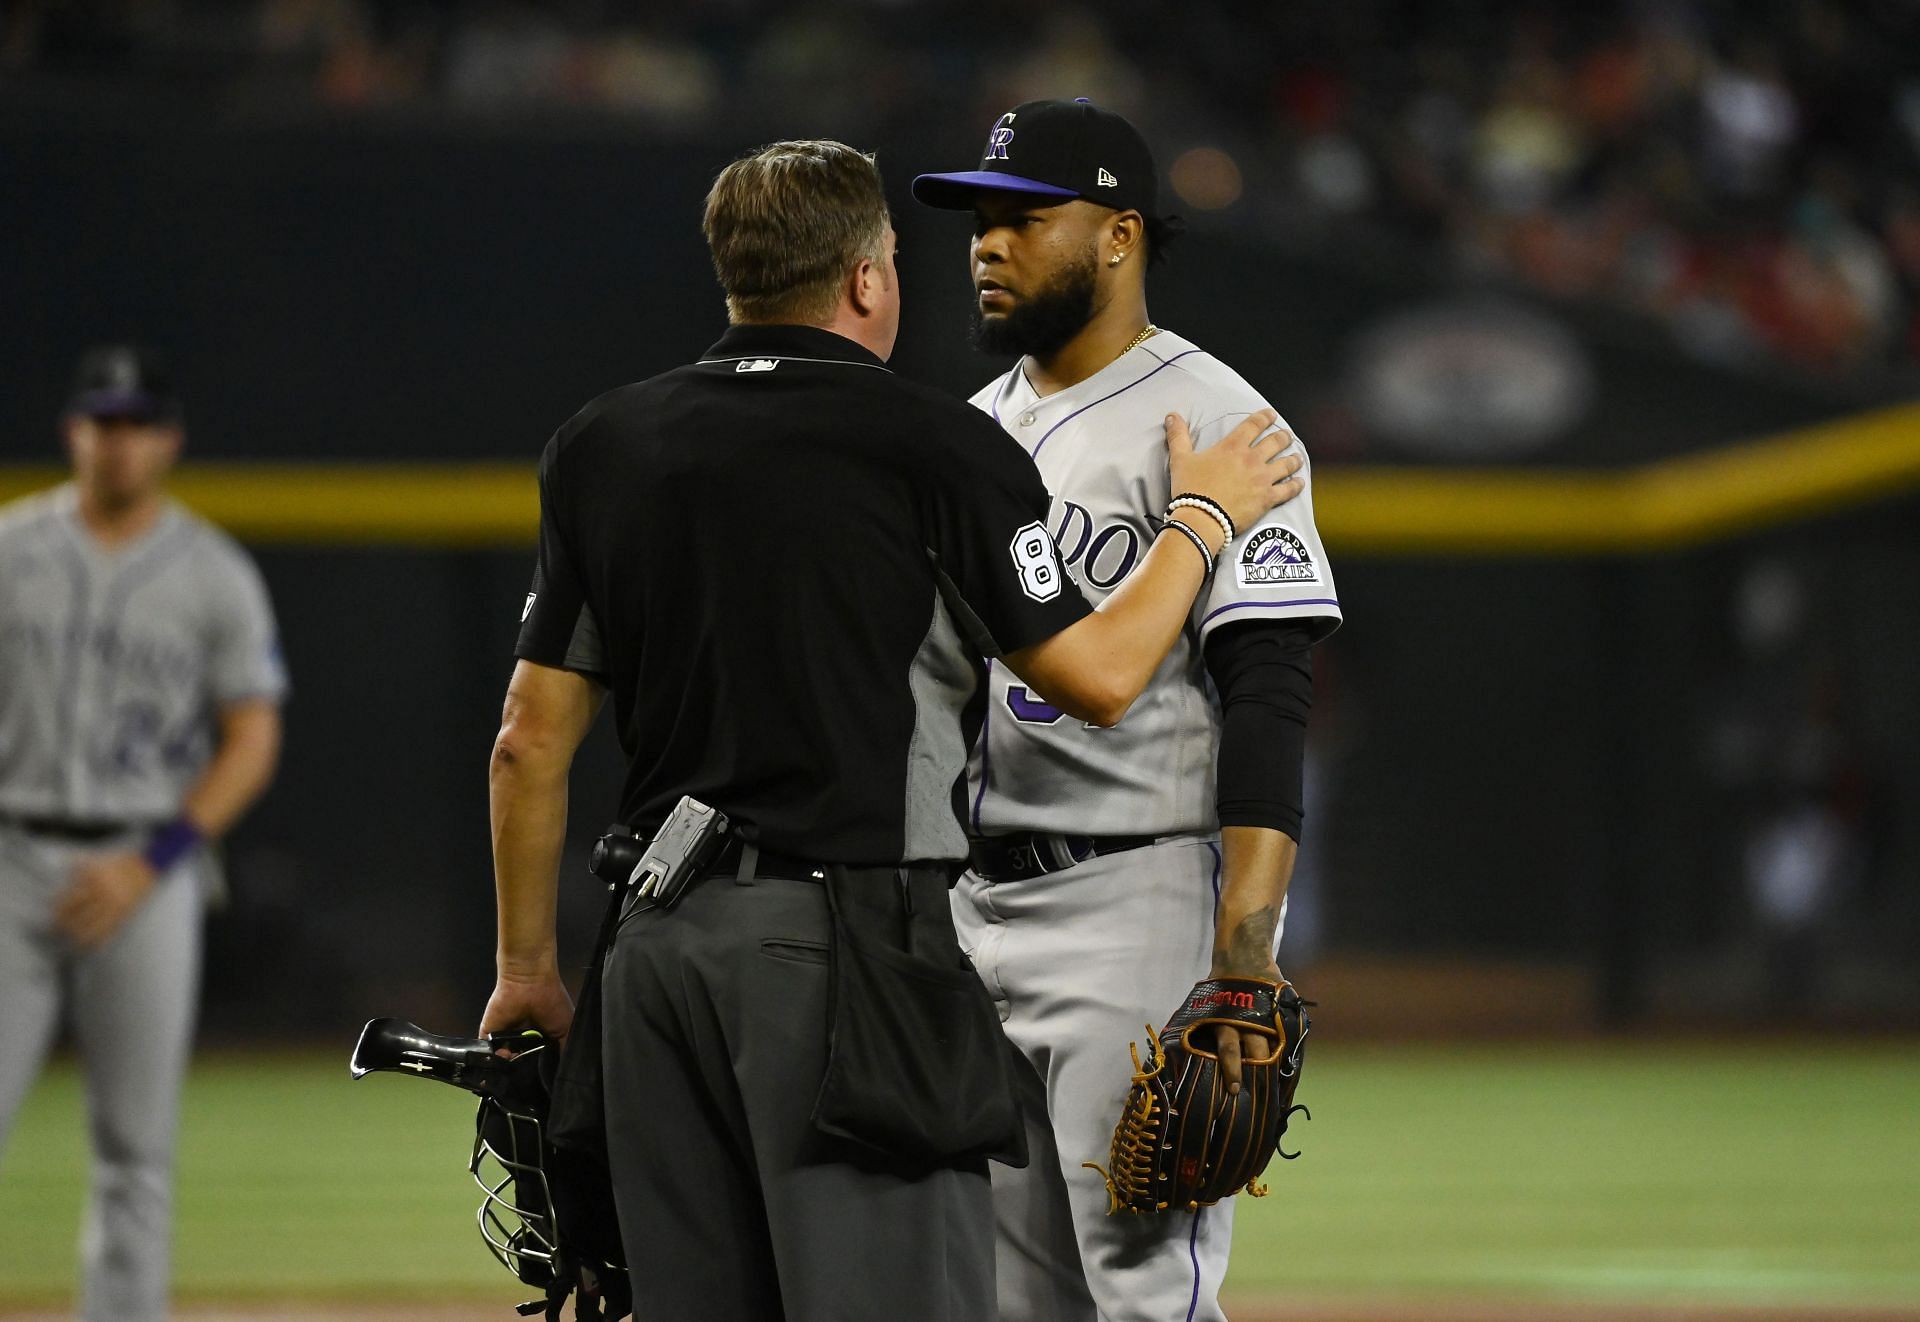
{"left": 1098, "top": 168, "right": 1119, "bottom": 188}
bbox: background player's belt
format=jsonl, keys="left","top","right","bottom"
{"left": 0, "top": 812, "right": 150, "bottom": 842}
{"left": 968, "top": 831, "right": 1157, "bottom": 881}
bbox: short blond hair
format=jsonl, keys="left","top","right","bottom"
{"left": 703, "top": 140, "right": 890, "bottom": 325}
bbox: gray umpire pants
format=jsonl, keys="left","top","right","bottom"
{"left": 0, "top": 825, "right": 203, "bottom": 1322}
{"left": 601, "top": 861, "right": 994, "bottom": 1322}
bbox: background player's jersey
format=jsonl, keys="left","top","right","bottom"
{"left": 965, "top": 330, "right": 1341, "bottom": 838}
{"left": 0, "top": 486, "right": 288, "bottom": 822}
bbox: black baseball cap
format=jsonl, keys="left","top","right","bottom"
{"left": 913, "top": 98, "right": 1159, "bottom": 216}
{"left": 66, "top": 344, "right": 181, "bottom": 422}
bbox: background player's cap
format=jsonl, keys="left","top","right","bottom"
{"left": 66, "top": 344, "right": 182, "bottom": 422}
{"left": 912, "top": 98, "right": 1159, "bottom": 216}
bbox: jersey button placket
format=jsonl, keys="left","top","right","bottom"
{"left": 1018, "top": 411, "right": 1037, "bottom": 427}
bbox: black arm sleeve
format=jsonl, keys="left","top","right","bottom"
{"left": 1203, "top": 618, "right": 1316, "bottom": 841}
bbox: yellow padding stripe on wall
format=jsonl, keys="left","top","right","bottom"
{"left": 1324, "top": 400, "right": 1920, "bottom": 553}
{"left": 3, "top": 402, "right": 1916, "bottom": 553}
{"left": 0, "top": 464, "right": 537, "bottom": 548}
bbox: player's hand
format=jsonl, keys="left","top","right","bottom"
{"left": 1165, "top": 409, "right": 1306, "bottom": 543}
{"left": 480, "top": 966, "right": 574, "bottom": 1052}
{"left": 1206, "top": 957, "right": 1285, "bottom": 1096}
{"left": 1206, "top": 1021, "right": 1286, "bottom": 1097}
{"left": 54, "top": 851, "right": 158, "bottom": 949}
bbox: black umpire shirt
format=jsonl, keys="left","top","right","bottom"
{"left": 515, "top": 324, "right": 1092, "bottom": 865}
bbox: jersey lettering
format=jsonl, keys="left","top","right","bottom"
{"left": 1006, "top": 685, "right": 1067, "bottom": 725}
{"left": 1083, "top": 524, "right": 1141, "bottom": 589}
{"left": 1048, "top": 501, "right": 1142, "bottom": 591}
{"left": 1052, "top": 501, "right": 1094, "bottom": 564}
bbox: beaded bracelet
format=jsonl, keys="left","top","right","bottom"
{"left": 1167, "top": 492, "right": 1236, "bottom": 547}
{"left": 1158, "top": 519, "right": 1216, "bottom": 577}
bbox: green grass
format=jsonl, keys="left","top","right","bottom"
{"left": 1230, "top": 1041, "right": 1920, "bottom": 1309}
{"left": 1, "top": 1053, "right": 491, "bottom": 1304}
{"left": 2, "top": 1042, "right": 1917, "bottom": 1310}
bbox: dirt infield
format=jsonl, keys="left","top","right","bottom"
{"left": 7, "top": 1301, "right": 1919, "bottom": 1321}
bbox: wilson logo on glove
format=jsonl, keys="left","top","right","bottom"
{"left": 1188, "top": 988, "right": 1259, "bottom": 1012}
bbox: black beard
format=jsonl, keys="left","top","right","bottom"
{"left": 970, "top": 251, "right": 1099, "bottom": 358}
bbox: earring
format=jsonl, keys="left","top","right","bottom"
{"left": 1110, "top": 254, "right": 1123, "bottom": 266}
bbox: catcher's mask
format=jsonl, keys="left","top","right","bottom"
{"left": 349, "top": 1017, "right": 629, "bottom": 1321}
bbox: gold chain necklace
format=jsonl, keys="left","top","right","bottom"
{"left": 1119, "top": 323, "right": 1159, "bottom": 359}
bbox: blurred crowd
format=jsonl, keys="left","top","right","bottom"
{"left": 6, "top": 0, "right": 1919, "bottom": 378}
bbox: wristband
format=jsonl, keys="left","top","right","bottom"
{"left": 1158, "top": 519, "right": 1215, "bottom": 577}
{"left": 1167, "top": 492, "right": 1236, "bottom": 545}
{"left": 144, "top": 817, "right": 203, "bottom": 873}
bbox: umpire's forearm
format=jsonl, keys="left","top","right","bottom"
{"left": 1210, "top": 825, "right": 1298, "bottom": 978}
{"left": 488, "top": 661, "right": 604, "bottom": 976}
{"left": 489, "top": 721, "right": 573, "bottom": 976}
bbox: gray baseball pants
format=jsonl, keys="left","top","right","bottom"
{"left": 954, "top": 835, "right": 1267, "bottom": 1322}
{"left": 0, "top": 825, "right": 202, "bottom": 1322}
{"left": 601, "top": 862, "right": 995, "bottom": 1322}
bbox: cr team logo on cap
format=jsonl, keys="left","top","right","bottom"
{"left": 985, "top": 111, "right": 1017, "bottom": 161}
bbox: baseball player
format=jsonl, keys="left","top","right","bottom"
{"left": 0, "top": 346, "right": 286, "bottom": 1321}
{"left": 914, "top": 100, "right": 1342, "bottom": 1320}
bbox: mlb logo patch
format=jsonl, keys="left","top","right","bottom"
{"left": 1238, "top": 527, "right": 1319, "bottom": 586}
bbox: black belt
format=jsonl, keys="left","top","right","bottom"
{"left": 709, "top": 837, "right": 829, "bottom": 884}
{"left": 968, "top": 831, "right": 1158, "bottom": 882}
{"left": 591, "top": 829, "right": 829, "bottom": 892}
{"left": 0, "top": 812, "right": 144, "bottom": 843}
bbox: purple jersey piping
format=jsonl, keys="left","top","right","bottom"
{"left": 1193, "top": 851, "right": 1221, "bottom": 1317}
{"left": 1186, "top": 1205, "right": 1206, "bottom": 1321}
{"left": 1200, "top": 597, "right": 1341, "bottom": 627}
{"left": 1027, "top": 351, "right": 1205, "bottom": 460}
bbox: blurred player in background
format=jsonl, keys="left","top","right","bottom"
{"left": 915, "top": 101, "right": 1342, "bottom": 1320}
{"left": 0, "top": 346, "right": 286, "bottom": 1321}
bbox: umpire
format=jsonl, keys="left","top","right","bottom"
{"left": 477, "top": 139, "right": 1300, "bottom": 1321}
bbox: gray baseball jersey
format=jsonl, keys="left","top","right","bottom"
{"left": 0, "top": 485, "right": 288, "bottom": 821}
{"left": 965, "top": 329, "right": 1341, "bottom": 837}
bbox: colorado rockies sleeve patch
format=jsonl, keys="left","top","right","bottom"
{"left": 1238, "top": 527, "right": 1320, "bottom": 586}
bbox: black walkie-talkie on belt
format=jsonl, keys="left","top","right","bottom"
{"left": 625, "top": 795, "right": 731, "bottom": 910}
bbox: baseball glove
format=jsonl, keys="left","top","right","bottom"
{"left": 1087, "top": 975, "right": 1311, "bottom": 1214}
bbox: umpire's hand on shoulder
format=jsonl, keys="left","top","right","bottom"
{"left": 54, "top": 852, "right": 159, "bottom": 950}
{"left": 1165, "top": 409, "right": 1306, "bottom": 535}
